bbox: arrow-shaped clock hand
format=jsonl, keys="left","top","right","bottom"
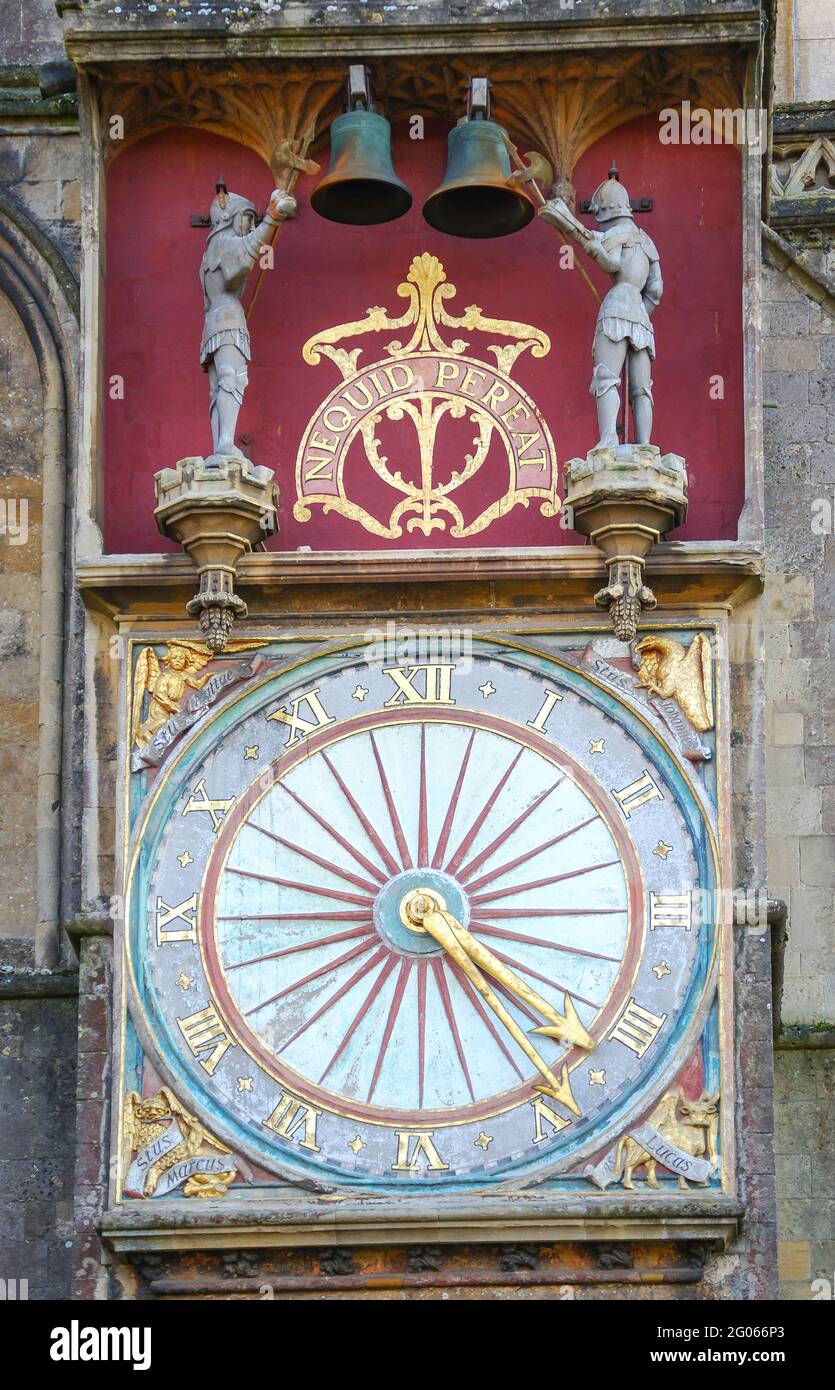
{"left": 456, "top": 923, "right": 594, "bottom": 1051}
{"left": 402, "top": 890, "right": 590, "bottom": 1116}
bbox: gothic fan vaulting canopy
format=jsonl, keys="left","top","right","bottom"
{"left": 93, "top": 49, "right": 745, "bottom": 187}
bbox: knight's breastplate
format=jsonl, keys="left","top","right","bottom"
{"left": 618, "top": 242, "right": 652, "bottom": 285}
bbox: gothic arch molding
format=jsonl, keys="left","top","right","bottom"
{"left": 0, "top": 193, "right": 79, "bottom": 967}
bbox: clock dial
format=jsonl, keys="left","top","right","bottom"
{"left": 205, "top": 710, "right": 640, "bottom": 1123}
{"left": 127, "top": 638, "right": 719, "bottom": 1190}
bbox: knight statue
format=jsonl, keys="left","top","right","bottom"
{"left": 200, "top": 177, "right": 297, "bottom": 464}
{"left": 539, "top": 168, "right": 663, "bottom": 448}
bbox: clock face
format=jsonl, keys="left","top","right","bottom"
{"left": 127, "top": 637, "right": 720, "bottom": 1191}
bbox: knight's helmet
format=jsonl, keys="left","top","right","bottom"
{"left": 208, "top": 175, "right": 258, "bottom": 237}
{"left": 589, "top": 162, "right": 633, "bottom": 224}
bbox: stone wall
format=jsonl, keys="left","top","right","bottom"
{"left": 763, "top": 262, "right": 835, "bottom": 1028}
{"left": 0, "top": 132, "right": 81, "bottom": 266}
{"left": 0, "top": 79, "right": 80, "bottom": 954}
{"left": 0, "top": 986, "right": 77, "bottom": 1300}
{"left": 0, "top": 52, "right": 81, "bottom": 1304}
{"left": 775, "top": 0, "right": 835, "bottom": 104}
{"left": 774, "top": 1048, "right": 835, "bottom": 1299}
{"left": 0, "top": 290, "right": 43, "bottom": 940}
{"left": 1, "top": 0, "right": 66, "bottom": 66}
{"left": 762, "top": 252, "right": 835, "bottom": 1299}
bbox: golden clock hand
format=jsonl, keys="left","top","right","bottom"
{"left": 443, "top": 915, "right": 594, "bottom": 1052}
{"left": 408, "top": 897, "right": 581, "bottom": 1116}
{"left": 403, "top": 889, "right": 592, "bottom": 1050}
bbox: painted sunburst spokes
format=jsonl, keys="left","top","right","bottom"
{"left": 214, "top": 717, "right": 632, "bottom": 1116}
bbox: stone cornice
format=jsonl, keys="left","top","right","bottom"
{"left": 76, "top": 542, "right": 764, "bottom": 623}
{"left": 0, "top": 966, "right": 79, "bottom": 999}
{"left": 101, "top": 1191, "right": 743, "bottom": 1253}
{"left": 62, "top": 0, "right": 763, "bottom": 65}
{"left": 774, "top": 101, "right": 835, "bottom": 139}
{"left": 0, "top": 66, "right": 78, "bottom": 130}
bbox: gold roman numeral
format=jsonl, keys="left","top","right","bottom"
{"left": 177, "top": 1004, "right": 235, "bottom": 1076}
{"left": 182, "top": 778, "right": 235, "bottom": 833}
{"left": 611, "top": 770, "right": 663, "bottom": 819}
{"left": 155, "top": 893, "right": 197, "bottom": 946}
{"left": 610, "top": 998, "right": 667, "bottom": 1058}
{"left": 391, "top": 1131, "right": 449, "bottom": 1171}
{"left": 266, "top": 686, "right": 337, "bottom": 747}
{"left": 530, "top": 1093, "right": 571, "bottom": 1145}
{"left": 527, "top": 686, "right": 564, "bottom": 733}
{"left": 383, "top": 664, "right": 455, "bottom": 707}
{"left": 263, "top": 1091, "right": 321, "bottom": 1153}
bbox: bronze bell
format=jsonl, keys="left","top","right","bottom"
{"left": 423, "top": 118, "right": 536, "bottom": 238}
{"left": 311, "top": 66, "right": 412, "bottom": 226}
{"left": 423, "top": 80, "right": 535, "bottom": 239}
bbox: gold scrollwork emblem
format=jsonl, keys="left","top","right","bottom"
{"left": 123, "top": 1087, "right": 238, "bottom": 1199}
{"left": 294, "top": 253, "right": 560, "bottom": 539}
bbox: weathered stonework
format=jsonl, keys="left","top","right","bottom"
{"left": 762, "top": 264, "right": 835, "bottom": 1027}
{"left": 762, "top": 229, "right": 835, "bottom": 1298}
{"left": 0, "top": 293, "right": 43, "bottom": 936}
{"left": 0, "top": 0, "right": 82, "bottom": 1304}
{"left": 1, "top": 0, "right": 831, "bottom": 1307}
{"left": 773, "top": 1047, "right": 835, "bottom": 1299}
{"left": 0, "top": 972, "right": 78, "bottom": 1301}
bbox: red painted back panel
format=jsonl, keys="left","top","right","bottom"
{"left": 103, "top": 116, "right": 744, "bottom": 553}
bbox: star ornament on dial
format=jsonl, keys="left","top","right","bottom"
{"left": 130, "top": 644, "right": 719, "bottom": 1189}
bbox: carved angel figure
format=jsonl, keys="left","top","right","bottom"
{"left": 131, "top": 641, "right": 214, "bottom": 750}
{"left": 633, "top": 632, "right": 714, "bottom": 733}
{"left": 123, "top": 1086, "right": 233, "bottom": 1198}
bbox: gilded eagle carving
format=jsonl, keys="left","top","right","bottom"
{"left": 633, "top": 633, "right": 714, "bottom": 733}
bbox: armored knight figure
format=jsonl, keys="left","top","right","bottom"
{"left": 539, "top": 172, "right": 663, "bottom": 448}
{"left": 200, "top": 179, "right": 297, "bottom": 463}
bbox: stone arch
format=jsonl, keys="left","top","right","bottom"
{"left": 0, "top": 189, "right": 79, "bottom": 966}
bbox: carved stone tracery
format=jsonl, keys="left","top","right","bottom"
{"left": 95, "top": 61, "right": 345, "bottom": 170}
{"left": 93, "top": 47, "right": 744, "bottom": 186}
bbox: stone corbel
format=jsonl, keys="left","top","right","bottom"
{"left": 154, "top": 455, "right": 278, "bottom": 652}
{"left": 563, "top": 444, "right": 688, "bottom": 642}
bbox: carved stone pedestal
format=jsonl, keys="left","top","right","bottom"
{"left": 563, "top": 444, "right": 688, "bottom": 641}
{"left": 154, "top": 455, "right": 278, "bottom": 652}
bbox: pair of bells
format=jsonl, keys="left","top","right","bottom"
{"left": 311, "top": 88, "right": 537, "bottom": 238}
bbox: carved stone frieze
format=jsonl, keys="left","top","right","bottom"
{"left": 771, "top": 104, "right": 835, "bottom": 230}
